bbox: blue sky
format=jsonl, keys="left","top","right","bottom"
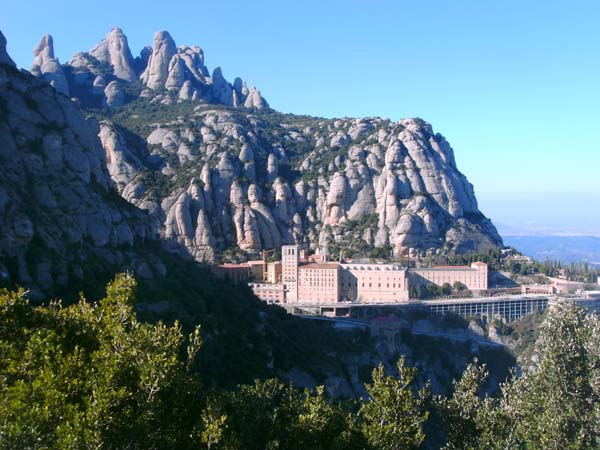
{"left": 2, "top": 0, "right": 599, "bottom": 235}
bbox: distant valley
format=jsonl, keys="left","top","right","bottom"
{"left": 504, "top": 235, "right": 600, "bottom": 265}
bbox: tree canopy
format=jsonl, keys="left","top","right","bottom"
{"left": 1, "top": 274, "right": 598, "bottom": 449}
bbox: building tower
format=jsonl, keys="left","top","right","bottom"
{"left": 282, "top": 244, "right": 300, "bottom": 302}
{"left": 470, "top": 262, "right": 489, "bottom": 290}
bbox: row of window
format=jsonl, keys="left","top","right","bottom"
{"left": 356, "top": 282, "right": 401, "bottom": 288}
{"left": 302, "top": 282, "right": 335, "bottom": 287}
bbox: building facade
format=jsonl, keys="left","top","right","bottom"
{"left": 248, "top": 245, "right": 489, "bottom": 304}
{"left": 282, "top": 244, "right": 300, "bottom": 302}
{"left": 298, "top": 263, "right": 341, "bottom": 303}
{"left": 248, "top": 282, "right": 285, "bottom": 303}
{"left": 340, "top": 264, "right": 409, "bottom": 302}
{"left": 267, "top": 261, "right": 282, "bottom": 284}
{"left": 370, "top": 316, "right": 408, "bottom": 344}
{"left": 412, "top": 262, "right": 488, "bottom": 291}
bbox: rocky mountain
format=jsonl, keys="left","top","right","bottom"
{"left": 29, "top": 27, "right": 268, "bottom": 111}
{"left": 0, "top": 48, "right": 159, "bottom": 300}
{"left": 0, "top": 31, "right": 15, "bottom": 67}
{"left": 99, "top": 105, "right": 502, "bottom": 262}
{"left": 17, "top": 26, "right": 500, "bottom": 264}
{"left": 30, "top": 35, "right": 70, "bottom": 96}
{"left": 89, "top": 27, "right": 137, "bottom": 82}
{"left": 0, "top": 28, "right": 514, "bottom": 398}
{"left": 0, "top": 33, "right": 333, "bottom": 387}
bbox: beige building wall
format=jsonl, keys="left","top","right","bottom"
{"left": 249, "top": 283, "right": 285, "bottom": 303}
{"left": 298, "top": 264, "right": 340, "bottom": 303}
{"left": 282, "top": 245, "right": 300, "bottom": 302}
{"left": 267, "top": 261, "right": 282, "bottom": 284}
{"left": 412, "top": 262, "right": 488, "bottom": 290}
{"left": 521, "top": 284, "right": 554, "bottom": 295}
{"left": 340, "top": 264, "right": 409, "bottom": 302}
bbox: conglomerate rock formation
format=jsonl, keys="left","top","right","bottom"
{"left": 0, "top": 59, "right": 159, "bottom": 299}
{"left": 0, "top": 30, "right": 515, "bottom": 398}
{"left": 30, "top": 34, "right": 70, "bottom": 96}
{"left": 99, "top": 108, "right": 502, "bottom": 262}
{"left": 29, "top": 27, "right": 268, "bottom": 110}
{"left": 9, "top": 26, "right": 500, "bottom": 268}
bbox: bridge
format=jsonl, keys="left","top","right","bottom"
{"left": 282, "top": 294, "right": 552, "bottom": 322}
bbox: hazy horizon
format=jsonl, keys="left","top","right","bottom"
{"left": 3, "top": 0, "right": 598, "bottom": 236}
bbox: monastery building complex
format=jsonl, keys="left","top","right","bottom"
{"left": 214, "top": 244, "right": 489, "bottom": 305}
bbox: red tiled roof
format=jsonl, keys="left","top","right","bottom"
{"left": 471, "top": 261, "right": 488, "bottom": 267}
{"left": 432, "top": 265, "right": 470, "bottom": 269}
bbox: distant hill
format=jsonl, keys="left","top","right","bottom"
{"left": 504, "top": 235, "right": 600, "bottom": 265}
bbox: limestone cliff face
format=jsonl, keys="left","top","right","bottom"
{"left": 99, "top": 108, "right": 502, "bottom": 261}
{"left": 0, "top": 59, "right": 158, "bottom": 299}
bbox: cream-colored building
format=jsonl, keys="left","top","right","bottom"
{"left": 340, "top": 263, "right": 409, "bottom": 302}
{"left": 267, "top": 261, "right": 282, "bottom": 284}
{"left": 250, "top": 245, "right": 489, "bottom": 304}
{"left": 282, "top": 245, "right": 300, "bottom": 302}
{"left": 284, "top": 251, "right": 409, "bottom": 304}
{"left": 412, "top": 262, "right": 488, "bottom": 291}
{"left": 298, "top": 263, "right": 341, "bottom": 303}
{"left": 521, "top": 284, "right": 555, "bottom": 295}
{"left": 249, "top": 282, "right": 285, "bottom": 303}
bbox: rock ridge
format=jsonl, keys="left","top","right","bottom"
{"left": 27, "top": 27, "right": 268, "bottom": 110}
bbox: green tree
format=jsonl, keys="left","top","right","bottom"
{"left": 508, "top": 303, "right": 600, "bottom": 448}
{"left": 0, "top": 274, "right": 203, "bottom": 449}
{"left": 453, "top": 281, "right": 467, "bottom": 291}
{"left": 359, "top": 358, "right": 430, "bottom": 450}
{"left": 437, "top": 362, "right": 519, "bottom": 450}
{"left": 203, "top": 380, "right": 361, "bottom": 450}
{"left": 441, "top": 283, "right": 452, "bottom": 296}
{"left": 439, "top": 303, "right": 600, "bottom": 449}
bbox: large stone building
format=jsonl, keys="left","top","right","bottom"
{"left": 249, "top": 282, "right": 285, "bottom": 303}
{"left": 280, "top": 244, "right": 409, "bottom": 304}
{"left": 412, "top": 262, "right": 488, "bottom": 290}
{"left": 267, "top": 261, "right": 282, "bottom": 284}
{"left": 248, "top": 244, "right": 489, "bottom": 304}
{"left": 282, "top": 244, "right": 300, "bottom": 302}
{"left": 340, "top": 263, "right": 409, "bottom": 303}
{"left": 298, "top": 263, "right": 341, "bottom": 303}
